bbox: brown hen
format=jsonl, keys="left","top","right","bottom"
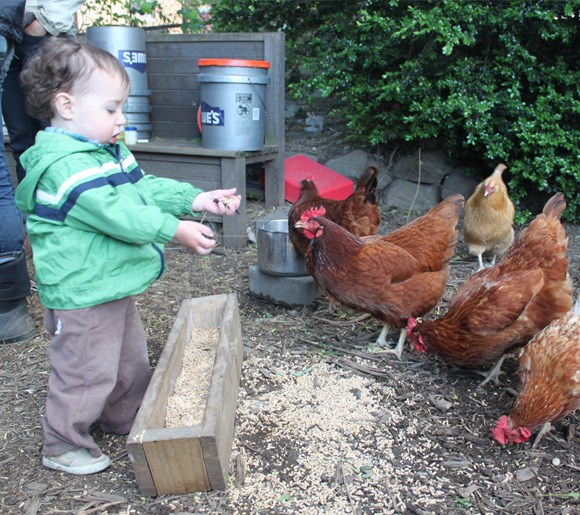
{"left": 463, "top": 164, "right": 515, "bottom": 270}
{"left": 491, "top": 297, "right": 580, "bottom": 447}
{"left": 294, "top": 194, "right": 464, "bottom": 358}
{"left": 288, "top": 165, "right": 380, "bottom": 257}
{"left": 408, "top": 193, "right": 573, "bottom": 384}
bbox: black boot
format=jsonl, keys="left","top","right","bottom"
{"left": 0, "top": 251, "right": 35, "bottom": 344}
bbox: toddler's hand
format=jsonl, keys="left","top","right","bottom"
{"left": 192, "top": 188, "right": 241, "bottom": 215}
{"left": 174, "top": 220, "right": 217, "bottom": 255}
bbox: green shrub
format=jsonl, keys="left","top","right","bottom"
{"left": 215, "top": 0, "right": 580, "bottom": 221}
{"left": 84, "top": 0, "right": 577, "bottom": 220}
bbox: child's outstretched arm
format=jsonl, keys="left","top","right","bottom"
{"left": 176, "top": 188, "right": 241, "bottom": 254}
{"left": 192, "top": 188, "right": 241, "bottom": 215}
{"left": 174, "top": 220, "right": 217, "bottom": 255}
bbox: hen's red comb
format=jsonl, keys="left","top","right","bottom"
{"left": 301, "top": 206, "right": 326, "bottom": 220}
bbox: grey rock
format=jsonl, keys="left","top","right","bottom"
{"left": 377, "top": 170, "right": 392, "bottom": 193}
{"left": 392, "top": 150, "right": 452, "bottom": 185}
{"left": 285, "top": 100, "right": 301, "bottom": 119}
{"left": 382, "top": 178, "right": 439, "bottom": 211}
{"left": 441, "top": 170, "right": 479, "bottom": 200}
{"left": 324, "top": 150, "right": 370, "bottom": 180}
{"left": 305, "top": 112, "right": 324, "bottom": 132}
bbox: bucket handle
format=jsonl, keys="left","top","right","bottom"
{"left": 247, "top": 77, "right": 267, "bottom": 115}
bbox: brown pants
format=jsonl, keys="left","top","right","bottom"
{"left": 42, "top": 297, "right": 151, "bottom": 458}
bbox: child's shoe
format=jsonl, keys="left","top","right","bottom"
{"left": 42, "top": 448, "right": 110, "bottom": 475}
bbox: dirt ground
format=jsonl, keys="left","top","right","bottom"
{"left": 1, "top": 124, "right": 579, "bottom": 514}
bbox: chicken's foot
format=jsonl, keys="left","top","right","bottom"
{"left": 475, "top": 354, "right": 508, "bottom": 388}
{"left": 477, "top": 253, "right": 485, "bottom": 271}
{"left": 532, "top": 422, "right": 553, "bottom": 448}
{"left": 371, "top": 327, "right": 406, "bottom": 360}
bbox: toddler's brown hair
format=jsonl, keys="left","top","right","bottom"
{"left": 20, "top": 37, "right": 130, "bottom": 121}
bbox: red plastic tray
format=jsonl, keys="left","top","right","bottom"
{"left": 284, "top": 154, "right": 354, "bottom": 203}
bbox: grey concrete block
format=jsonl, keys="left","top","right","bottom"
{"left": 249, "top": 265, "right": 322, "bottom": 307}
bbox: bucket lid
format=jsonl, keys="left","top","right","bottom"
{"left": 198, "top": 58, "right": 270, "bottom": 69}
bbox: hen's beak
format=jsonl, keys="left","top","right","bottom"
{"left": 294, "top": 221, "right": 307, "bottom": 229}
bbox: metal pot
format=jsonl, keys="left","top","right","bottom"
{"left": 256, "top": 218, "right": 308, "bottom": 276}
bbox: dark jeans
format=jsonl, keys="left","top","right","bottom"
{"left": 0, "top": 38, "right": 24, "bottom": 256}
{"left": 1, "top": 32, "right": 48, "bottom": 184}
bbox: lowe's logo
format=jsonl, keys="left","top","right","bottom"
{"left": 118, "top": 50, "right": 147, "bottom": 74}
{"left": 201, "top": 101, "right": 224, "bottom": 126}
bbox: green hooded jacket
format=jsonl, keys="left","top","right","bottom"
{"left": 16, "top": 130, "right": 202, "bottom": 309}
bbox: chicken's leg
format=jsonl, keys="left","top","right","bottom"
{"left": 368, "top": 324, "right": 390, "bottom": 352}
{"left": 477, "top": 253, "right": 485, "bottom": 271}
{"left": 531, "top": 422, "right": 553, "bottom": 448}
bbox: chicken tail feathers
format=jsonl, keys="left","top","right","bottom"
{"left": 542, "top": 193, "right": 566, "bottom": 219}
{"left": 449, "top": 193, "right": 466, "bottom": 214}
{"left": 355, "top": 165, "right": 380, "bottom": 205}
{"left": 433, "top": 193, "right": 465, "bottom": 221}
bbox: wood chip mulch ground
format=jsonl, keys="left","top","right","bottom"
{"left": 1, "top": 200, "right": 578, "bottom": 515}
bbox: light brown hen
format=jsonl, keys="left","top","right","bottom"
{"left": 463, "top": 164, "right": 515, "bottom": 270}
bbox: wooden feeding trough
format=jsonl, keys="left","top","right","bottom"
{"left": 127, "top": 293, "right": 243, "bottom": 496}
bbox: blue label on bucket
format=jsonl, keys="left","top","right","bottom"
{"left": 118, "top": 50, "right": 147, "bottom": 74}
{"left": 201, "top": 101, "right": 225, "bottom": 126}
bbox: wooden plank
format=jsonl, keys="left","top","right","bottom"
{"left": 149, "top": 43, "right": 264, "bottom": 61}
{"left": 263, "top": 151, "right": 285, "bottom": 209}
{"left": 151, "top": 105, "right": 197, "bottom": 124}
{"left": 220, "top": 157, "right": 247, "bottom": 249}
{"left": 146, "top": 32, "right": 270, "bottom": 44}
{"left": 126, "top": 439, "right": 157, "bottom": 496}
{"left": 150, "top": 121, "right": 198, "bottom": 140}
{"left": 147, "top": 57, "right": 199, "bottom": 75}
{"left": 150, "top": 90, "right": 198, "bottom": 106}
{"left": 263, "top": 32, "right": 285, "bottom": 148}
{"left": 130, "top": 139, "right": 278, "bottom": 158}
{"left": 201, "top": 294, "right": 243, "bottom": 489}
{"left": 144, "top": 437, "right": 210, "bottom": 493}
{"left": 148, "top": 74, "right": 199, "bottom": 91}
{"left": 136, "top": 158, "right": 220, "bottom": 185}
{"left": 189, "top": 294, "right": 228, "bottom": 327}
{"left": 127, "top": 299, "right": 193, "bottom": 495}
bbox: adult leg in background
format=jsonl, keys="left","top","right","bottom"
{"left": 1, "top": 32, "right": 47, "bottom": 183}
{"left": 0, "top": 35, "right": 35, "bottom": 345}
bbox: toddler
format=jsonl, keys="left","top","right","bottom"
{"left": 15, "top": 37, "right": 241, "bottom": 475}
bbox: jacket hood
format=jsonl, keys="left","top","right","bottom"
{"left": 16, "top": 130, "right": 112, "bottom": 213}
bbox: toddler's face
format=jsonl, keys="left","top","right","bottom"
{"left": 70, "top": 69, "right": 129, "bottom": 144}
